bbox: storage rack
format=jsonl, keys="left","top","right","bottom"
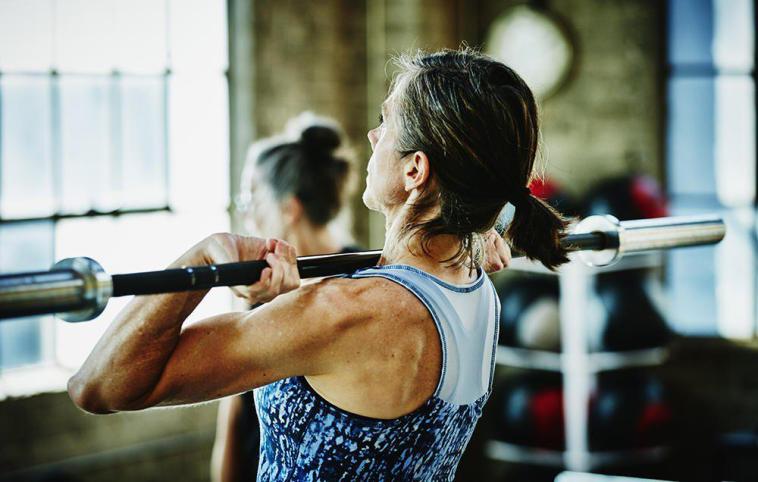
{"left": 486, "top": 252, "right": 669, "bottom": 471}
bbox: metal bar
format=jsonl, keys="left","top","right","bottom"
{"left": 560, "top": 260, "right": 592, "bottom": 471}
{"left": 0, "top": 206, "right": 172, "bottom": 225}
{"left": 0, "top": 257, "right": 112, "bottom": 322}
{"left": 574, "top": 214, "right": 725, "bottom": 267}
{"left": 0, "top": 214, "right": 727, "bottom": 322}
{"left": 619, "top": 214, "right": 726, "bottom": 253}
{"left": 0, "top": 270, "right": 85, "bottom": 318}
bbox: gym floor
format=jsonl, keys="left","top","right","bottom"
{"left": 1, "top": 1, "right": 756, "bottom": 481}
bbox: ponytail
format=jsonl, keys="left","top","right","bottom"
{"left": 392, "top": 49, "right": 573, "bottom": 271}
{"left": 505, "top": 193, "right": 572, "bottom": 271}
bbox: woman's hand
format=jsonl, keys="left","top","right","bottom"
{"left": 482, "top": 229, "right": 511, "bottom": 273}
{"left": 203, "top": 234, "right": 301, "bottom": 304}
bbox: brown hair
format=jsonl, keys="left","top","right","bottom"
{"left": 391, "top": 48, "right": 570, "bottom": 270}
{"left": 245, "top": 113, "right": 352, "bottom": 226}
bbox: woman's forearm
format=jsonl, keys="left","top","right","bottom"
{"left": 211, "top": 396, "right": 245, "bottom": 482}
{"left": 68, "top": 243, "right": 211, "bottom": 413}
{"left": 67, "top": 235, "right": 299, "bottom": 413}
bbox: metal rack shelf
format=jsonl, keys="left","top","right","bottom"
{"left": 490, "top": 253, "right": 670, "bottom": 471}
{"left": 495, "top": 346, "right": 669, "bottom": 372}
{"left": 485, "top": 440, "right": 668, "bottom": 470}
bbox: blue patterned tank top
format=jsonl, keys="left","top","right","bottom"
{"left": 254, "top": 264, "right": 501, "bottom": 481}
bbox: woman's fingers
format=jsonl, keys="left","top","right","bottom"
{"left": 277, "top": 241, "right": 300, "bottom": 292}
{"left": 483, "top": 229, "right": 511, "bottom": 273}
{"left": 265, "top": 237, "right": 277, "bottom": 253}
{"left": 493, "top": 233, "right": 511, "bottom": 268}
{"left": 246, "top": 239, "right": 300, "bottom": 304}
{"left": 237, "top": 267, "right": 269, "bottom": 303}
{"left": 265, "top": 252, "right": 285, "bottom": 295}
{"left": 200, "top": 235, "right": 300, "bottom": 304}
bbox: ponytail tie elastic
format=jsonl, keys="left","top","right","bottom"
{"left": 510, "top": 186, "right": 531, "bottom": 209}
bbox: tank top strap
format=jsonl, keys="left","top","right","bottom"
{"left": 347, "top": 264, "right": 500, "bottom": 405}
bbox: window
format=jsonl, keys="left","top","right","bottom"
{"left": 666, "top": 0, "right": 757, "bottom": 337}
{"left": 0, "top": 0, "right": 232, "bottom": 376}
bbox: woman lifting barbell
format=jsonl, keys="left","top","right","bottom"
{"left": 67, "top": 48, "right": 569, "bottom": 481}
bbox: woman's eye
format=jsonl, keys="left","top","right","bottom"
{"left": 378, "top": 113, "right": 384, "bottom": 126}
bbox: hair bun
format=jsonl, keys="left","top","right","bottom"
{"left": 300, "top": 124, "right": 341, "bottom": 153}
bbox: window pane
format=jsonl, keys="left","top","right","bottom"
{"left": 169, "top": 74, "right": 229, "bottom": 211}
{"left": 55, "top": 211, "right": 231, "bottom": 368}
{"left": 0, "top": 75, "right": 56, "bottom": 218}
{"left": 120, "top": 76, "right": 168, "bottom": 209}
{"left": 667, "top": 206, "right": 757, "bottom": 339}
{"left": 667, "top": 0, "right": 713, "bottom": 67}
{"left": 168, "top": 0, "right": 228, "bottom": 73}
{"left": 59, "top": 76, "right": 116, "bottom": 213}
{"left": 714, "top": 208, "right": 756, "bottom": 339}
{"left": 0, "top": 221, "right": 54, "bottom": 369}
{"left": 665, "top": 250, "right": 718, "bottom": 334}
{"left": 115, "top": 0, "right": 168, "bottom": 73}
{"left": 715, "top": 76, "right": 756, "bottom": 207}
{"left": 53, "top": 216, "right": 117, "bottom": 369}
{"left": 666, "top": 77, "right": 716, "bottom": 197}
{"left": 713, "top": 0, "right": 754, "bottom": 72}
{"left": 55, "top": 0, "right": 116, "bottom": 73}
{"left": 0, "top": 0, "right": 54, "bottom": 72}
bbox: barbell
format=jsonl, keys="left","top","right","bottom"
{"left": 0, "top": 214, "right": 726, "bottom": 323}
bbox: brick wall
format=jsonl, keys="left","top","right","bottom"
{"left": 480, "top": 0, "right": 665, "bottom": 196}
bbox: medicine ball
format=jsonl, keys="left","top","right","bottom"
{"left": 589, "top": 372, "right": 672, "bottom": 451}
{"left": 582, "top": 174, "right": 668, "bottom": 221}
{"left": 494, "top": 372, "right": 565, "bottom": 450}
{"left": 497, "top": 276, "right": 561, "bottom": 351}
{"left": 592, "top": 270, "right": 672, "bottom": 352}
{"left": 530, "top": 177, "right": 581, "bottom": 217}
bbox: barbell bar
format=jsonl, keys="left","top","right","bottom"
{"left": 0, "top": 214, "right": 726, "bottom": 323}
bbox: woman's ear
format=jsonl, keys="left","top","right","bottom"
{"left": 403, "top": 151, "right": 431, "bottom": 192}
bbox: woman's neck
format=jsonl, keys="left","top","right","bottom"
{"left": 380, "top": 206, "right": 477, "bottom": 284}
{"left": 287, "top": 222, "right": 343, "bottom": 257}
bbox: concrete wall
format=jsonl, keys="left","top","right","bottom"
{"left": 0, "top": 391, "right": 217, "bottom": 481}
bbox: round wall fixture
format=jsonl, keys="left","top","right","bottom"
{"left": 485, "top": 4, "right": 575, "bottom": 100}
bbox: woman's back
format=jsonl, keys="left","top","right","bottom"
{"left": 254, "top": 264, "right": 500, "bottom": 481}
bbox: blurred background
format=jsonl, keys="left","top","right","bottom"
{"left": 0, "top": 0, "right": 756, "bottom": 481}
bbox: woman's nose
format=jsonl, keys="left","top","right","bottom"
{"left": 367, "top": 128, "right": 378, "bottom": 148}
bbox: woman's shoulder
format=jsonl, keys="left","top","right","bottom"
{"left": 300, "top": 274, "right": 423, "bottom": 309}
{"left": 292, "top": 274, "right": 430, "bottom": 330}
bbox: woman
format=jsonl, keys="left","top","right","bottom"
{"left": 68, "top": 48, "right": 569, "bottom": 481}
{"left": 212, "top": 113, "right": 359, "bottom": 482}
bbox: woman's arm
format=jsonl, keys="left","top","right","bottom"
{"left": 211, "top": 395, "right": 245, "bottom": 482}
{"left": 67, "top": 234, "right": 301, "bottom": 413}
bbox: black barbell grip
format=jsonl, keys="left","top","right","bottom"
{"left": 109, "top": 232, "right": 605, "bottom": 298}
{"left": 110, "top": 251, "right": 385, "bottom": 297}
